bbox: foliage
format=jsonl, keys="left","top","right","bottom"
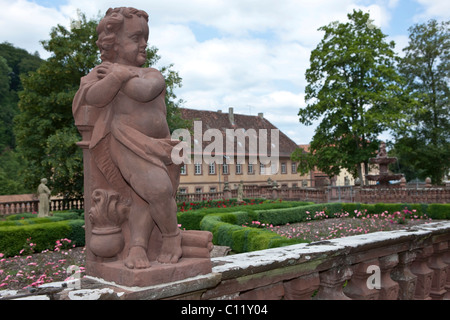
{"left": 294, "top": 10, "right": 405, "bottom": 183}
{"left": 14, "top": 12, "right": 188, "bottom": 198}
{"left": 392, "top": 19, "right": 450, "bottom": 185}
{"left": 0, "top": 219, "right": 84, "bottom": 257}
{"left": 0, "top": 149, "right": 32, "bottom": 194}
{"left": 0, "top": 42, "right": 43, "bottom": 152}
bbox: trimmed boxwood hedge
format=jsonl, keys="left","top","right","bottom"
{"left": 179, "top": 201, "right": 450, "bottom": 254}
{"left": 199, "top": 211, "right": 306, "bottom": 253}
{"left": 0, "top": 211, "right": 85, "bottom": 257}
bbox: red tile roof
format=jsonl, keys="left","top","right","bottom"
{"left": 179, "top": 108, "right": 300, "bottom": 157}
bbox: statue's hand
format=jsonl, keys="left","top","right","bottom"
{"left": 96, "top": 62, "right": 138, "bottom": 83}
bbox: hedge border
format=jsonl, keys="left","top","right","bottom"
{"left": 0, "top": 218, "right": 85, "bottom": 257}
{"left": 185, "top": 201, "right": 450, "bottom": 254}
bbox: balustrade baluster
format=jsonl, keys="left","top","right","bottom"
{"left": 428, "top": 241, "right": 448, "bottom": 300}
{"left": 284, "top": 272, "right": 320, "bottom": 300}
{"left": 343, "top": 259, "right": 379, "bottom": 300}
{"left": 391, "top": 251, "right": 417, "bottom": 300}
{"left": 443, "top": 240, "right": 450, "bottom": 300}
{"left": 315, "top": 264, "right": 352, "bottom": 300}
{"left": 379, "top": 254, "right": 399, "bottom": 300}
{"left": 410, "top": 246, "right": 434, "bottom": 300}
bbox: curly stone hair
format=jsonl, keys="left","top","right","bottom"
{"left": 96, "top": 7, "right": 149, "bottom": 62}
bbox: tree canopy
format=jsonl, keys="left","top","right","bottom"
{"left": 292, "top": 10, "right": 405, "bottom": 184}
{"left": 392, "top": 19, "right": 449, "bottom": 185}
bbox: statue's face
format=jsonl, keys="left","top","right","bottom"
{"left": 114, "top": 15, "right": 149, "bottom": 67}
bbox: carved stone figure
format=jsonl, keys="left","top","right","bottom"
{"left": 73, "top": 7, "right": 212, "bottom": 286}
{"left": 37, "top": 178, "right": 51, "bottom": 217}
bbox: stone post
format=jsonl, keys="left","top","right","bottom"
{"left": 284, "top": 272, "right": 320, "bottom": 300}
{"left": 379, "top": 254, "right": 400, "bottom": 300}
{"left": 315, "top": 265, "right": 352, "bottom": 300}
{"left": 343, "top": 259, "right": 380, "bottom": 300}
{"left": 410, "top": 246, "right": 434, "bottom": 300}
{"left": 443, "top": 241, "right": 450, "bottom": 300}
{"left": 428, "top": 241, "right": 448, "bottom": 300}
{"left": 391, "top": 251, "right": 418, "bottom": 300}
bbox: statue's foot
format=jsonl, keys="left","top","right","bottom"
{"left": 124, "top": 246, "right": 151, "bottom": 269}
{"left": 158, "top": 231, "right": 182, "bottom": 264}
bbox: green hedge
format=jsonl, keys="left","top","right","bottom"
{"left": 178, "top": 200, "right": 450, "bottom": 254}
{"left": 177, "top": 200, "right": 313, "bottom": 230}
{"left": 0, "top": 219, "right": 85, "bottom": 257}
{"left": 199, "top": 211, "right": 306, "bottom": 253}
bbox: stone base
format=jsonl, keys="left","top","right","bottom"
{"left": 87, "top": 258, "right": 212, "bottom": 287}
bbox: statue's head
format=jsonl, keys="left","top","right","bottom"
{"left": 41, "top": 178, "right": 47, "bottom": 184}
{"left": 96, "top": 7, "right": 149, "bottom": 66}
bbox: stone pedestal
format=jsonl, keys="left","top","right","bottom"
{"left": 87, "top": 258, "right": 213, "bottom": 287}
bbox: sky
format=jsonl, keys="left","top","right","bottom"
{"left": 0, "top": 0, "right": 449, "bottom": 145}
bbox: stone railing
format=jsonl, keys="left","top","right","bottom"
{"left": 355, "top": 187, "right": 450, "bottom": 204}
{"left": 5, "top": 220, "right": 448, "bottom": 300}
{"left": 0, "top": 198, "right": 84, "bottom": 216}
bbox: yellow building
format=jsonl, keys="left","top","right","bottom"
{"left": 177, "top": 107, "right": 308, "bottom": 194}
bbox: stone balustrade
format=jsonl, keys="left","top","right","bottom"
{"left": 4, "top": 221, "right": 449, "bottom": 300}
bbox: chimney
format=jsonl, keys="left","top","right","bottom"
{"left": 217, "top": 110, "right": 222, "bottom": 113}
{"left": 228, "top": 107, "right": 234, "bottom": 125}
{"left": 258, "top": 112, "right": 264, "bottom": 119}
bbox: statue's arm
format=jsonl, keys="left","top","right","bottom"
{"left": 84, "top": 63, "right": 137, "bottom": 107}
{"left": 121, "top": 69, "right": 166, "bottom": 103}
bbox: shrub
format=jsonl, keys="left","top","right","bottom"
{"left": 0, "top": 219, "right": 84, "bottom": 257}
{"left": 199, "top": 210, "right": 307, "bottom": 253}
{"left": 427, "top": 204, "right": 450, "bottom": 219}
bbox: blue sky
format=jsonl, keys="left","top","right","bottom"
{"left": 1, "top": 0, "right": 448, "bottom": 144}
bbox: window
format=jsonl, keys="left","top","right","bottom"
{"left": 222, "top": 163, "right": 229, "bottom": 175}
{"left": 271, "top": 162, "right": 278, "bottom": 174}
{"left": 248, "top": 163, "right": 254, "bottom": 174}
{"left": 209, "top": 187, "right": 217, "bottom": 193}
{"left": 260, "top": 163, "right": 266, "bottom": 174}
{"left": 281, "top": 162, "right": 287, "bottom": 174}
{"left": 178, "top": 188, "right": 187, "bottom": 194}
{"left": 195, "top": 187, "right": 202, "bottom": 193}
{"left": 180, "top": 164, "right": 187, "bottom": 175}
{"left": 236, "top": 163, "right": 242, "bottom": 174}
{"left": 291, "top": 162, "right": 297, "bottom": 174}
{"left": 194, "top": 163, "right": 202, "bottom": 175}
{"left": 209, "top": 163, "right": 216, "bottom": 175}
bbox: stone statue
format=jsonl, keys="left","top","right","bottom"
{"left": 37, "top": 178, "right": 51, "bottom": 217}
{"left": 73, "top": 7, "right": 212, "bottom": 286}
{"left": 237, "top": 181, "right": 244, "bottom": 202}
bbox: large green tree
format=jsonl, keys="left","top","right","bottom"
{"left": 0, "top": 43, "right": 43, "bottom": 195}
{"left": 292, "top": 10, "right": 405, "bottom": 184}
{"left": 392, "top": 19, "right": 449, "bottom": 185}
{"left": 14, "top": 13, "right": 187, "bottom": 198}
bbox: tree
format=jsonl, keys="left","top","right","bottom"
{"left": 0, "top": 42, "right": 43, "bottom": 152}
{"left": 392, "top": 20, "right": 449, "bottom": 185}
{"left": 14, "top": 12, "right": 187, "bottom": 198}
{"left": 292, "top": 10, "right": 405, "bottom": 183}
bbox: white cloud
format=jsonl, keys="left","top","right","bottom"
{"left": 2, "top": 0, "right": 445, "bottom": 145}
{"left": 414, "top": 0, "right": 450, "bottom": 21}
{"left": 0, "top": 0, "right": 69, "bottom": 57}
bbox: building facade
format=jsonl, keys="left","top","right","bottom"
{"left": 177, "top": 108, "right": 309, "bottom": 194}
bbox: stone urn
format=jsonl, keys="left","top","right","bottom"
{"left": 88, "top": 189, "right": 129, "bottom": 258}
